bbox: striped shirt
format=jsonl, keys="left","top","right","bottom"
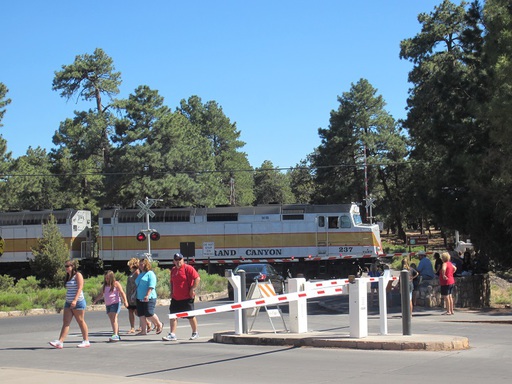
{"left": 65, "top": 274, "right": 84, "bottom": 303}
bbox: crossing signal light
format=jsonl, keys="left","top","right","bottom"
{"left": 136, "top": 232, "right": 146, "bottom": 241}
{"left": 150, "top": 232, "right": 160, "bottom": 241}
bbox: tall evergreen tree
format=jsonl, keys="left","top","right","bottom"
{"left": 400, "top": 0, "right": 488, "bottom": 239}
{"left": 0, "top": 82, "right": 12, "bottom": 210}
{"left": 178, "top": 96, "right": 254, "bottom": 206}
{"left": 4, "top": 147, "right": 59, "bottom": 210}
{"left": 288, "top": 157, "right": 315, "bottom": 204}
{"left": 0, "top": 82, "right": 11, "bottom": 126}
{"left": 468, "top": 0, "right": 512, "bottom": 265}
{"left": 313, "top": 79, "right": 407, "bottom": 235}
{"left": 110, "top": 86, "right": 225, "bottom": 207}
{"left": 51, "top": 48, "right": 122, "bottom": 210}
{"left": 253, "top": 160, "right": 294, "bottom": 204}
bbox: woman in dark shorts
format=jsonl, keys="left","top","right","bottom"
{"left": 135, "top": 258, "right": 163, "bottom": 335}
{"left": 439, "top": 252, "right": 456, "bottom": 315}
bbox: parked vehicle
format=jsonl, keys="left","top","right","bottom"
{"left": 227, "top": 263, "right": 285, "bottom": 300}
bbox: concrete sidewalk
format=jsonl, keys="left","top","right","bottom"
{"left": 212, "top": 302, "right": 512, "bottom": 351}
{"left": 0, "top": 367, "right": 189, "bottom": 384}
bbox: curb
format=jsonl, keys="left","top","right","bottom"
{"left": 0, "top": 291, "right": 228, "bottom": 318}
{"left": 212, "top": 331, "right": 470, "bottom": 351}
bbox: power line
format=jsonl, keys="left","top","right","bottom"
{"left": 0, "top": 161, "right": 417, "bottom": 178}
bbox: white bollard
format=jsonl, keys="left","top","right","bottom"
{"left": 288, "top": 278, "right": 307, "bottom": 333}
{"left": 226, "top": 271, "right": 243, "bottom": 335}
{"left": 378, "top": 275, "right": 388, "bottom": 335}
{"left": 349, "top": 278, "right": 368, "bottom": 338}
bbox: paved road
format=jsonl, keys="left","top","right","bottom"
{"left": 1, "top": 298, "right": 512, "bottom": 383}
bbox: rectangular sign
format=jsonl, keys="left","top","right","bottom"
{"left": 203, "top": 241, "right": 215, "bottom": 257}
{"left": 407, "top": 235, "right": 429, "bottom": 245}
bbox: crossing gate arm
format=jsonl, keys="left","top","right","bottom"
{"left": 168, "top": 276, "right": 398, "bottom": 320}
{"left": 168, "top": 285, "right": 345, "bottom": 320}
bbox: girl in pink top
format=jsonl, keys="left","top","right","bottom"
{"left": 93, "top": 270, "right": 128, "bottom": 341}
{"left": 439, "top": 252, "right": 457, "bottom": 315}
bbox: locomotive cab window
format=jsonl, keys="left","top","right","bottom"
{"left": 318, "top": 216, "right": 325, "bottom": 227}
{"left": 328, "top": 216, "right": 339, "bottom": 229}
{"left": 340, "top": 215, "right": 352, "bottom": 228}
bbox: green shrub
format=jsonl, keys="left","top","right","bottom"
{"left": 0, "top": 292, "right": 26, "bottom": 309}
{"left": 15, "top": 276, "right": 40, "bottom": 293}
{"left": 155, "top": 266, "right": 170, "bottom": 298}
{"left": 34, "top": 288, "right": 66, "bottom": 309}
{"left": 15, "top": 301, "right": 34, "bottom": 311}
{"left": 0, "top": 275, "right": 15, "bottom": 292}
{"left": 0, "top": 268, "right": 227, "bottom": 311}
{"left": 198, "top": 270, "right": 227, "bottom": 294}
{"left": 84, "top": 275, "right": 104, "bottom": 302}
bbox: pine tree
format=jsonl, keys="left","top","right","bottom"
{"left": 30, "top": 215, "right": 70, "bottom": 287}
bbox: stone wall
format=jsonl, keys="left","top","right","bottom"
{"left": 415, "top": 274, "right": 491, "bottom": 308}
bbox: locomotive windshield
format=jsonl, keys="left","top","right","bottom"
{"left": 353, "top": 213, "right": 362, "bottom": 225}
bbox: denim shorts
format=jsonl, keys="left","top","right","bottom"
{"left": 65, "top": 298, "right": 87, "bottom": 310}
{"left": 136, "top": 298, "right": 156, "bottom": 317}
{"left": 106, "top": 302, "right": 121, "bottom": 314}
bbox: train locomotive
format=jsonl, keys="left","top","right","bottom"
{"left": 0, "top": 209, "right": 92, "bottom": 277}
{"left": 98, "top": 203, "right": 384, "bottom": 279}
{"left": 0, "top": 203, "right": 384, "bottom": 279}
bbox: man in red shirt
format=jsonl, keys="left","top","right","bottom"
{"left": 162, "top": 253, "right": 201, "bottom": 341}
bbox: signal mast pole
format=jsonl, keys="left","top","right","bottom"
{"left": 136, "top": 197, "right": 162, "bottom": 260}
{"left": 363, "top": 144, "right": 376, "bottom": 224}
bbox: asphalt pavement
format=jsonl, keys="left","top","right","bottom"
{"left": 2, "top": 294, "right": 512, "bottom": 383}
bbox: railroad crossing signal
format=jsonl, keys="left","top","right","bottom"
{"left": 364, "top": 195, "right": 377, "bottom": 224}
{"left": 365, "top": 196, "right": 376, "bottom": 209}
{"left": 137, "top": 199, "right": 156, "bottom": 218}
{"left": 136, "top": 197, "right": 163, "bottom": 257}
{"left": 136, "top": 232, "right": 146, "bottom": 241}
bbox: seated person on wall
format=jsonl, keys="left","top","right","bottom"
{"left": 461, "top": 251, "right": 473, "bottom": 276}
{"left": 434, "top": 252, "right": 443, "bottom": 276}
{"left": 416, "top": 251, "right": 435, "bottom": 280}
{"left": 451, "top": 252, "right": 464, "bottom": 277}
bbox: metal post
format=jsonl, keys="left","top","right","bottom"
{"left": 400, "top": 270, "right": 412, "bottom": 335}
{"left": 145, "top": 197, "right": 152, "bottom": 257}
{"left": 239, "top": 270, "right": 248, "bottom": 334}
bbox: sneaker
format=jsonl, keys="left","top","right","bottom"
{"left": 109, "top": 334, "right": 121, "bottom": 342}
{"left": 189, "top": 332, "right": 199, "bottom": 340}
{"left": 162, "top": 333, "right": 177, "bottom": 341}
{"left": 49, "top": 340, "right": 63, "bottom": 349}
{"left": 77, "top": 340, "right": 90, "bottom": 348}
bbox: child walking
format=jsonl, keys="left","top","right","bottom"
{"left": 93, "top": 270, "right": 129, "bottom": 342}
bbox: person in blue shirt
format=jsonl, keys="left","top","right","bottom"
{"left": 416, "top": 252, "right": 435, "bottom": 280}
{"left": 135, "top": 258, "right": 163, "bottom": 335}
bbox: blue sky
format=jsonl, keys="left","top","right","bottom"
{"left": 1, "top": 0, "right": 446, "bottom": 169}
